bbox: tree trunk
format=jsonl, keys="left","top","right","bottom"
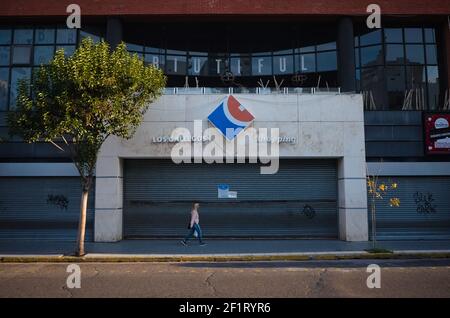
{"left": 371, "top": 197, "right": 376, "bottom": 249}
{"left": 76, "top": 182, "right": 90, "bottom": 256}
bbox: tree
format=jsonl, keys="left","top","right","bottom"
{"left": 8, "top": 38, "right": 166, "bottom": 256}
{"left": 366, "top": 165, "right": 400, "bottom": 250}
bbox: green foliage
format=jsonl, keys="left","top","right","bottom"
{"left": 8, "top": 38, "right": 166, "bottom": 182}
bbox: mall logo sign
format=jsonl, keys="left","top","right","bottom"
{"left": 207, "top": 95, "right": 255, "bottom": 140}
{"left": 169, "top": 95, "right": 280, "bottom": 174}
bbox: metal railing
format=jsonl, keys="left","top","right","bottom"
{"left": 163, "top": 87, "right": 342, "bottom": 95}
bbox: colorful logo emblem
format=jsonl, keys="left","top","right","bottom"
{"left": 207, "top": 95, "right": 255, "bottom": 140}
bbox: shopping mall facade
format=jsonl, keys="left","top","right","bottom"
{"left": 0, "top": 0, "right": 450, "bottom": 242}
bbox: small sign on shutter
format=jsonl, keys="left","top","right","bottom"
{"left": 218, "top": 184, "right": 238, "bottom": 199}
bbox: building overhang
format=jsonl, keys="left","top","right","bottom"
{"left": 1, "top": 0, "right": 450, "bottom": 18}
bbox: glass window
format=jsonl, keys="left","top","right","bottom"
{"left": 166, "top": 55, "right": 186, "bottom": 75}
{"left": 14, "top": 29, "right": 33, "bottom": 44}
{"left": 0, "top": 29, "right": 12, "bottom": 45}
{"left": 35, "top": 28, "right": 55, "bottom": 44}
{"left": 231, "top": 56, "right": 251, "bottom": 76}
{"left": 385, "top": 44, "right": 404, "bottom": 65}
{"left": 424, "top": 28, "right": 436, "bottom": 43}
{"left": 354, "top": 36, "right": 359, "bottom": 47}
{"left": 404, "top": 28, "right": 423, "bottom": 43}
{"left": 361, "top": 45, "right": 383, "bottom": 67}
{"left": 405, "top": 44, "right": 425, "bottom": 64}
{"left": 273, "top": 55, "right": 293, "bottom": 75}
{"left": 317, "top": 42, "right": 336, "bottom": 51}
{"left": 56, "top": 45, "right": 76, "bottom": 57}
{"left": 296, "top": 54, "right": 315, "bottom": 73}
{"left": 360, "top": 30, "right": 382, "bottom": 46}
{"left": 146, "top": 46, "right": 165, "bottom": 54}
{"left": 34, "top": 46, "right": 54, "bottom": 65}
{"left": 427, "top": 66, "right": 439, "bottom": 110}
{"left": 317, "top": 51, "right": 337, "bottom": 72}
{"left": 252, "top": 55, "right": 272, "bottom": 76}
{"left": 80, "top": 30, "right": 101, "bottom": 43}
{"left": 360, "top": 66, "right": 386, "bottom": 109}
{"left": 355, "top": 49, "right": 360, "bottom": 68}
{"left": 425, "top": 45, "right": 437, "bottom": 65}
{"left": 298, "top": 46, "right": 315, "bottom": 53}
{"left": 385, "top": 66, "right": 406, "bottom": 110}
{"left": 406, "top": 66, "right": 426, "bottom": 88}
{"left": 0, "top": 67, "right": 9, "bottom": 110}
{"left": 10, "top": 67, "right": 31, "bottom": 108}
{"left": 188, "top": 56, "right": 208, "bottom": 76}
{"left": 208, "top": 55, "right": 227, "bottom": 76}
{"left": 355, "top": 69, "right": 360, "bottom": 91}
{"left": 125, "top": 43, "right": 142, "bottom": 52}
{"left": 166, "top": 49, "right": 186, "bottom": 55}
{"left": 0, "top": 47, "right": 10, "bottom": 65}
{"left": 145, "top": 53, "right": 165, "bottom": 70}
{"left": 384, "top": 28, "right": 403, "bottom": 43}
{"left": 12, "top": 46, "right": 32, "bottom": 64}
{"left": 56, "top": 28, "right": 77, "bottom": 44}
{"left": 273, "top": 49, "right": 292, "bottom": 55}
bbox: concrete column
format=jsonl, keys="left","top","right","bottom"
{"left": 94, "top": 156, "right": 123, "bottom": 242}
{"left": 338, "top": 156, "right": 369, "bottom": 241}
{"left": 106, "top": 17, "right": 123, "bottom": 49}
{"left": 337, "top": 17, "right": 356, "bottom": 92}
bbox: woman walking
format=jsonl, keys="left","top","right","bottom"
{"left": 181, "top": 202, "right": 206, "bottom": 246}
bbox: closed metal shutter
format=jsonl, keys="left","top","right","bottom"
{"left": 0, "top": 177, "right": 95, "bottom": 241}
{"left": 124, "top": 159, "right": 338, "bottom": 238}
{"left": 369, "top": 177, "right": 450, "bottom": 240}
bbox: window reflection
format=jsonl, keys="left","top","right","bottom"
{"left": 145, "top": 53, "right": 165, "bottom": 70}
{"left": 166, "top": 55, "right": 186, "bottom": 75}
{"left": 188, "top": 56, "right": 208, "bottom": 76}
{"left": 12, "top": 46, "right": 32, "bottom": 64}
{"left": 80, "top": 30, "right": 101, "bottom": 43}
{"left": 360, "top": 30, "right": 382, "bottom": 46}
{"left": 296, "top": 54, "right": 315, "bottom": 73}
{"left": 356, "top": 26, "right": 440, "bottom": 110}
{"left": 0, "top": 47, "right": 10, "bottom": 65}
{"left": 384, "top": 29, "right": 403, "bottom": 43}
{"left": 56, "top": 45, "right": 75, "bottom": 57}
{"left": 405, "top": 44, "right": 425, "bottom": 64}
{"left": 251, "top": 55, "right": 272, "bottom": 76}
{"left": 361, "top": 45, "right": 383, "bottom": 67}
{"left": 230, "top": 55, "right": 251, "bottom": 76}
{"left": 404, "top": 28, "right": 423, "bottom": 43}
{"left": 424, "top": 29, "right": 436, "bottom": 43}
{"left": 0, "top": 67, "right": 8, "bottom": 110}
{"left": 425, "top": 45, "right": 437, "bottom": 64}
{"left": 386, "top": 66, "right": 405, "bottom": 110}
{"left": 0, "top": 30, "right": 12, "bottom": 45}
{"left": 14, "top": 29, "right": 33, "bottom": 44}
{"left": 10, "top": 67, "right": 31, "bottom": 109}
{"left": 34, "top": 46, "right": 54, "bottom": 65}
{"left": 56, "top": 29, "right": 77, "bottom": 44}
{"left": 317, "top": 42, "right": 336, "bottom": 51}
{"left": 317, "top": 51, "right": 337, "bottom": 72}
{"left": 386, "top": 44, "right": 404, "bottom": 65}
{"left": 273, "top": 55, "right": 293, "bottom": 75}
{"left": 427, "top": 66, "right": 439, "bottom": 110}
{"left": 35, "top": 29, "right": 55, "bottom": 44}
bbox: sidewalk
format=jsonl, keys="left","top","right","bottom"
{"left": 1, "top": 239, "right": 450, "bottom": 261}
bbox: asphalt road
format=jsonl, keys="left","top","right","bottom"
{"left": 0, "top": 259, "right": 449, "bottom": 298}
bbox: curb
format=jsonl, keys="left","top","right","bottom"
{"left": 1, "top": 251, "right": 450, "bottom": 263}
